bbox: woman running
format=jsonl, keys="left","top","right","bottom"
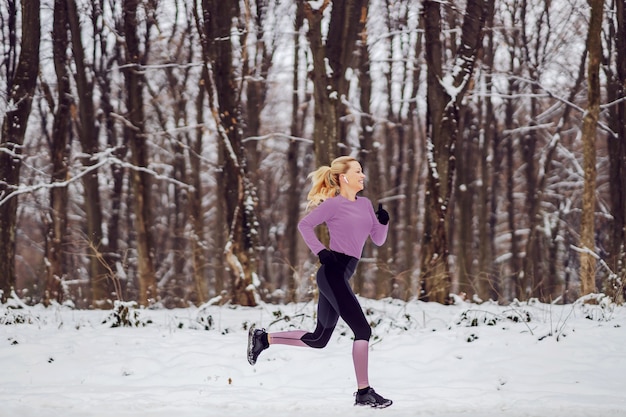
{"left": 247, "top": 156, "right": 392, "bottom": 408}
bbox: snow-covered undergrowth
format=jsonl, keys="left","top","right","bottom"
{"left": 1, "top": 295, "right": 625, "bottom": 417}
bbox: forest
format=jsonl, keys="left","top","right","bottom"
{"left": 0, "top": 0, "right": 624, "bottom": 309}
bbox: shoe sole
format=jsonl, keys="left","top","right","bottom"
{"left": 355, "top": 399, "right": 393, "bottom": 408}
{"left": 246, "top": 325, "right": 256, "bottom": 365}
{"left": 355, "top": 401, "right": 393, "bottom": 409}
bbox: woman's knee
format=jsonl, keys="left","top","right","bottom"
{"left": 354, "top": 324, "right": 371, "bottom": 342}
{"left": 302, "top": 328, "right": 334, "bottom": 348}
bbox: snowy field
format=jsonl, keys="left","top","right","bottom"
{"left": 1, "top": 295, "right": 625, "bottom": 417}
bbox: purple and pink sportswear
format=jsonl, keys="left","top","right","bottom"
{"left": 268, "top": 195, "right": 388, "bottom": 388}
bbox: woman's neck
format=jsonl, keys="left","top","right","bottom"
{"left": 340, "top": 189, "right": 358, "bottom": 201}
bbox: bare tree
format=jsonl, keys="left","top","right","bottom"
{"left": 144, "top": 2, "right": 197, "bottom": 306}
{"left": 420, "top": 0, "right": 493, "bottom": 303}
{"left": 196, "top": 0, "right": 260, "bottom": 306}
{"left": 579, "top": 0, "right": 603, "bottom": 295}
{"left": 2, "top": 0, "right": 622, "bottom": 307}
{"left": 454, "top": 0, "right": 497, "bottom": 303}
{"left": 66, "top": 0, "right": 113, "bottom": 307}
{"left": 240, "top": 0, "right": 289, "bottom": 302}
{"left": 284, "top": 2, "right": 308, "bottom": 302}
{"left": 304, "top": 0, "right": 368, "bottom": 165}
{"left": 503, "top": 1, "right": 588, "bottom": 301}
{"left": 354, "top": 4, "right": 377, "bottom": 296}
{"left": 606, "top": 0, "right": 626, "bottom": 300}
{"left": 190, "top": 84, "right": 210, "bottom": 303}
{"left": 121, "top": 0, "right": 158, "bottom": 306}
{"left": 41, "top": 0, "right": 73, "bottom": 305}
{"left": 0, "top": 0, "right": 40, "bottom": 303}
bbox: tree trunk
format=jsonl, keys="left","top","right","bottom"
{"left": 607, "top": 0, "right": 626, "bottom": 300}
{"left": 304, "top": 0, "right": 338, "bottom": 165}
{"left": 198, "top": 0, "right": 259, "bottom": 306}
{"left": 579, "top": 0, "right": 603, "bottom": 296}
{"left": 356, "top": 21, "right": 376, "bottom": 296}
{"left": 456, "top": 107, "right": 476, "bottom": 300}
{"left": 285, "top": 3, "right": 306, "bottom": 302}
{"left": 189, "top": 72, "right": 209, "bottom": 304}
{"left": 304, "top": 0, "right": 368, "bottom": 165}
{"left": 0, "top": 0, "right": 40, "bottom": 303}
{"left": 122, "top": 0, "right": 157, "bottom": 306}
{"left": 478, "top": 0, "right": 498, "bottom": 302}
{"left": 420, "top": 0, "right": 491, "bottom": 303}
{"left": 88, "top": 3, "right": 127, "bottom": 304}
{"left": 44, "top": 0, "right": 72, "bottom": 305}
{"left": 241, "top": 0, "right": 275, "bottom": 299}
{"left": 405, "top": 13, "right": 425, "bottom": 300}
{"left": 66, "top": 0, "right": 112, "bottom": 307}
{"left": 421, "top": 0, "right": 449, "bottom": 303}
{"left": 242, "top": 0, "right": 272, "bottom": 179}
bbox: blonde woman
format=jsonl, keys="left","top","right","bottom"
{"left": 247, "top": 156, "right": 392, "bottom": 408}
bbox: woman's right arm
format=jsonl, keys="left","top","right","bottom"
{"left": 297, "top": 200, "right": 332, "bottom": 255}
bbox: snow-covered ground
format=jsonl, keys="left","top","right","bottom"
{"left": 1, "top": 295, "right": 625, "bottom": 417}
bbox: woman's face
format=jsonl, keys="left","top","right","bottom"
{"left": 341, "top": 161, "right": 365, "bottom": 191}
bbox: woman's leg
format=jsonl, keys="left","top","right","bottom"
{"left": 325, "top": 256, "right": 371, "bottom": 388}
{"left": 352, "top": 339, "right": 370, "bottom": 389}
{"left": 325, "top": 257, "right": 371, "bottom": 341}
{"left": 268, "top": 330, "right": 308, "bottom": 347}
{"left": 269, "top": 264, "right": 339, "bottom": 349}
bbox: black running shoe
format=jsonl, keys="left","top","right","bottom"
{"left": 354, "top": 387, "right": 393, "bottom": 408}
{"left": 247, "top": 326, "right": 269, "bottom": 365}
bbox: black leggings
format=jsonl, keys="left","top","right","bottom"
{"left": 301, "top": 252, "right": 371, "bottom": 348}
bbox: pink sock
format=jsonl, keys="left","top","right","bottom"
{"left": 269, "top": 330, "right": 308, "bottom": 347}
{"left": 352, "top": 340, "right": 370, "bottom": 388}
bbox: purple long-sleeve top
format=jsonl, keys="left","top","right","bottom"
{"left": 298, "top": 195, "right": 389, "bottom": 259}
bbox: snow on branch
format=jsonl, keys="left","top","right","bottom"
{"left": 112, "top": 62, "right": 204, "bottom": 72}
{"left": 0, "top": 149, "right": 112, "bottom": 208}
{"left": 242, "top": 132, "right": 313, "bottom": 144}
{"left": 601, "top": 94, "right": 626, "bottom": 110}
{"left": 570, "top": 244, "right": 616, "bottom": 278}
{"left": 503, "top": 75, "right": 615, "bottom": 136}
{"left": 106, "top": 155, "right": 192, "bottom": 191}
{"left": 440, "top": 60, "right": 474, "bottom": 102}
{"left": 0, "top": 147, "right": 193, "bottom": 208}
{"left": 0, "top": 143, "right": 22, "bottom": 158}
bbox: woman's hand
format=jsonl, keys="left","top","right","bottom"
{"left": 318, "top": 249, "right": 337, "bottom": 265}
{"left": 376, "top": 203, "right": 389, "bottom": 225}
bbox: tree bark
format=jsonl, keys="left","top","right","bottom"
{"left": 44, "top": 0, "right": 72, "bottom": 305}
{"left": 122, "top": 0, "right": 157, "bottom": 306}
{"left": 66, "top": 0, "right": 112, "bottom": 307}
{"left": 189, "top": 72, "right": 209, "bottom": 304}
{"left": 0, "top": 0, "right": 40, "bottom": 303}
{"left": 478, "top": 0, "right": 498, "bottom": 302}
{"left": 404, "top": 10, "right": 425, "bottom": 300}
{"left": 304, "top": 0, "right": 368, "bottom": 165}
{"left": 456, "top": 107, "right": 476, "bottom": 300}
{"left": 607, "top": 0, "right": 626, "bottom": 300}
{"left": 356, "top": 19, "right": 376, "bottom": 296}
{"left": 241, "top": 0, "right": 278, "bottom": 300}
{"left": 579, "top": 0, "right": 603, "bottom": 296}
{"left": 304, "top": 0, "right": 337, "bottom": 165}
{"left": 285, "top": 3, "right": 306, "bottom": 302}
{"left": 198, "top": 0, "right": 259, "bottom": 306}
{"left": 420, "top": 0, "right": 491, "bottom": 303}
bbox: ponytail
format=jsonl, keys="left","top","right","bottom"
{"left": 305, "top": 165, "right": 338, "bottom": 211}
{"left": 305, "top": 156, "right": 357, "bottom": 211}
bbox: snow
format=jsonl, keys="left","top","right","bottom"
{"left": 1, "top": 296, "right": 625, "bottom": 417}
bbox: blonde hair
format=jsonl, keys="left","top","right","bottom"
{"left": 306, "top": 156, "right": 357, "bottom": 210}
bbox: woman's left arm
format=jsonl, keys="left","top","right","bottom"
{"left": 369, "top": 202, "right": 389, "bottom": 246}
